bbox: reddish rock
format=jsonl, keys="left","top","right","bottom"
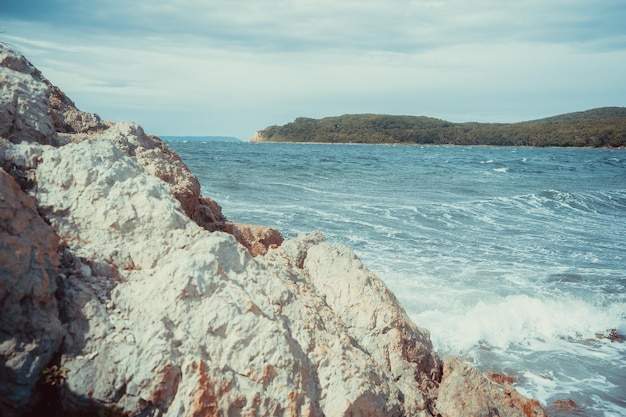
{"left": 196, "top": 196, "right": 228, "bottom": 230}
{"left": 222, "top": 221, "right": 284, "bottom": 256}
{"left": 551, "top": 398, "right": 581, "bottom": 410}
{"left": 46, "top": 83, "right": 108, "bottom": 134}
{"left": 487, "top": 371, "right": 517, "bottom": 385}
{"left": 188, "top": 361, "right": 227, "bottom": 417}
{"left": 435, "top": 356, "right": 547, "bottom": 417}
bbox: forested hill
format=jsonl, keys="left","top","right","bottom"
{"left": 253, "top": 107, "right": 626, "bottom": 147}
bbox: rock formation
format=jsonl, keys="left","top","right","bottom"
{"left": 0, "top": 168, "right": 63, "bottom": 412}
{"left": 0, "top": 43, "right": 547, "bottom": 417}
{"left": 249, "top": 131, "right": 265, "bottom": 143}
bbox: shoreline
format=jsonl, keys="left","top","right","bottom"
{"left": 248, "top": 140, "right": 624, "bottom": 149}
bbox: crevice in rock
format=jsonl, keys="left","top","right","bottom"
{"left": 22, "top": 350, "right": 65, "bottom": 417}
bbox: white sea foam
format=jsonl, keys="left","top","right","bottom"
{"left": 410, "top": 293, "right": 626, "bottom": 415}
{"left": 411, "top": 294, "right": 624, "bottom": 354}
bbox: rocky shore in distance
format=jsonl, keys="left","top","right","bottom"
{"left": 1, "top": 43, "right": 546, "bottom": 417}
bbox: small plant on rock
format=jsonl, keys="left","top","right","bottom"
{"left": 42, "top": 365, "right": 68, "bottom": 387}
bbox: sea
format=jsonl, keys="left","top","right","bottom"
{"left": 166, "top": 139, "right": 626, "bottom": 417}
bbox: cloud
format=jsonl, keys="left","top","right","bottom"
{"left": 1, "top": 0, "right": 625, "bottom": 138}
{"left": 5, "top": 0, "right": 625, "bottom": 53}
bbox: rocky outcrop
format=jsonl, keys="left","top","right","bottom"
{"left": 0, "top": 45, "right": 57, "bottom": 145}
{"left": 436, "top": 357, "right": 546, "bottom": 417}
{"left": 0, "top": 43, "right": 546, "bottom": 417}
{"left": 0, "top": 168, "right": 63, "bottom": 415}
{"left": 0, "top": 43, "right": 277, "bottom": 251}
{"left": 89, "top": 121, "right": 211, "bottom": 229}
{"left": 223, "top": 222, "right": 283, "bottom": 256}
{"left": 249, "top": 131, "right": 265, "bottom": 142}
{"left": 46, "top": 83, "right": 108, "bottom": 134}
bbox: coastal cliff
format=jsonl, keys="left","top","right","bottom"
{"left": 0, "top": 44, "right": 546, "bottom": 417}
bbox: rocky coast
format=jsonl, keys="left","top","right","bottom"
{"left": 0, "top": 43, "right": 546, "bottom": 417}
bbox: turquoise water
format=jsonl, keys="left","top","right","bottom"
{"left": 168, "top": 141, "right": 626, "bottom": 416}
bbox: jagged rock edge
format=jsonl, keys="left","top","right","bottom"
{"left": 0, "top": 43, "right": 547, "bottom": 417}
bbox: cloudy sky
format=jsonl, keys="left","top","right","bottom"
{"left": 2, "top": 1, "right": 625, "bottom": 140}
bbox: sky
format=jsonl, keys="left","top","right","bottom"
{"left": 1, "top": 0, "right": 625, "bottom": 140}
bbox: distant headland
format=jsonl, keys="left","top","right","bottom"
{"left": 251, "top": 107, "right": 626, "bottom": 147}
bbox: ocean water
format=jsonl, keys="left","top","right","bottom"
{"left": 167, "top": 140, "right": 626, "bottom": 416}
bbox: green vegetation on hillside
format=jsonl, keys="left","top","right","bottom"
{"left": 256, "top": 107, "right": 626, "bottom": 147}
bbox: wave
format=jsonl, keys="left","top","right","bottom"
{"left": 463, "top": 189, "right": 626, "bottom": 218}
{"left": 412, "top": 294, "right": 625, "bottom": 354}
{"left": 410, "top": 292, "right": 625, "bottom": 413}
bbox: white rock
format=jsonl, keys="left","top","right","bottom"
{"left": 9, "top": 132, "right": 431, "bottom": 415}
{"left": 0, "top": 42, "right": 547, "bottom": 417}
{"left": 0, "top": 45, "right": 57, "bottom": 145}
{"left": 79, "top": 263, "right": 91, "bottom": 278}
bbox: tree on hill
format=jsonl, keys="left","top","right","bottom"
{"left": 255, "top": 108, "right": 626, "bottom": 147}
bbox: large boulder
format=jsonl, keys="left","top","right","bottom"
{"left": 302, "top": 239, "right": 442, "bottom": 413}
{"left": 98, "top": 121, "right": 236, "bottom": 233}
{"left": 435, "top": 356, "right": 547, "bottom": 417}
{"left": 66, "top": 120, "right": 280, "bottom": 252}
{"left": 10, "top": 137, "right": 434, "bottom": 416}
